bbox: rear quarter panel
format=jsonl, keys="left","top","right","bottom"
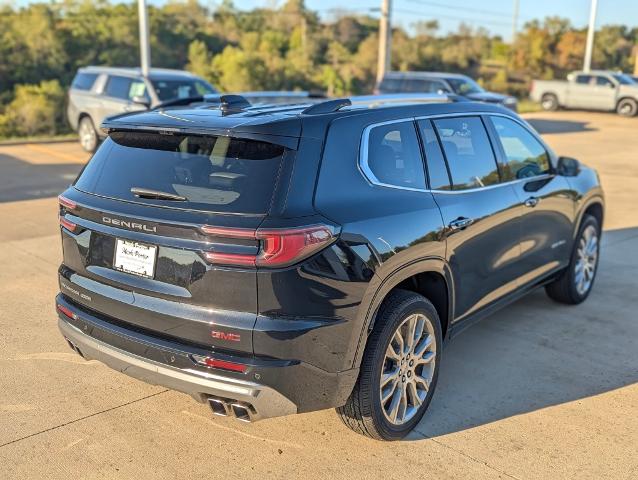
{"left": 531, "top": 80, "right": 569, "bottom": 104}
{"left": 314, "top": 114, "right": 447, "bottom": 369}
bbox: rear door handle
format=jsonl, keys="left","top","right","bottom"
{"left": 524, "top": 196, "right": 539, "bottom": 208}
{"left": 448, "top": 217, "right": 474, "bottom": 231}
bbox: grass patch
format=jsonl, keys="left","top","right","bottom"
{"left": 517, "top": 99, "right": 542, "bottom": 114}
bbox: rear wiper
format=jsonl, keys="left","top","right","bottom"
{"left": 130, "top": 187, "right": 187, "bottom": 201}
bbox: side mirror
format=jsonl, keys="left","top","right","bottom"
{"left": 131, "top": 95, "right": 151, "bottom": 108}
{"left": 557, "top": 156, "right": 580, "bottom": 177}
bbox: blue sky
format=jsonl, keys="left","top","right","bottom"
{"left": 13, "top": 0, "right": 638, "bottom": 40}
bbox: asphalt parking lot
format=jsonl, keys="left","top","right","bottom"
{"left": 0, "top": 111, "right": 636, "bottom": 479}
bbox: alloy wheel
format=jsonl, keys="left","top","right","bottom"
{"left": 80, "top": 120, "right": 96, "bottom": 151}
{"left": 574, "top": 224, "right": 598, "bottom": 296}
{"left": 380, "top": 313, "right": 436, "bottom": 426}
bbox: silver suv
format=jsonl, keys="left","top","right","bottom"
{"left": 67, "top": 66, "right": 217, "bottom": 152}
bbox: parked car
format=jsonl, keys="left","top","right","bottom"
{"left": 67, "top": 66, "right": 217, "bottom": 152}
{"left": 530, "top": 71, "right": 638, "bottom": 116}
{"left": 56, "top": 93, "right": 604, "bottom": 440}
{"left": 376, "top": 71, "right": 518, "bottom": 111}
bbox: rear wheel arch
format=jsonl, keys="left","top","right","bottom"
{"left": 353, "top": 258, "right": 453, "bottom": 368}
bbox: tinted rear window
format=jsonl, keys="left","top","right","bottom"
{"left": 71, "top": 73, "right": 98, "bottom": 91}
{"left": 75, "top": 132, "right": 285, "bottom": 214}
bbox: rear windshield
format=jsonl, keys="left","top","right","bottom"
{"left": 74, "top": 132, "right": 285, "bottom": 214}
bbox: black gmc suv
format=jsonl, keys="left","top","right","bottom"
{"left": 56, "top": 94, "right": 604, "bottom": 440}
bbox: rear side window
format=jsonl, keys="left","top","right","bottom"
{"left": 433, "top": 116, "right": 500, "bottom": 190}
{"left": 490, "top": 116, "right": 551, "bottom": 180}
{"left": 595, "top": 76, "right": 612, "bottom": 87}
{"left": 75, "top": 132, "right": 286, "bottom": 214}
{"left": 104, "top": 76, "right": 147, "bottom": 100}
{"left": 363, "top": 121, "right": 426, "bottom": 190}
{"left": 71, "top": 73, "right": 98, "bottom": 91}
{"left": 151, "top": 79, "right": 215, "bottom": 101}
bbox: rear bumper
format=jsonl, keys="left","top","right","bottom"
{"left": 55, "top": 294, "right": 358, "bottom": 419}
{"left": 59, "top": 318, "right": 296, "bottom": 421}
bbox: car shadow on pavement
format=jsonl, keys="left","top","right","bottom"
{"left": 0, "top": 152, "right": 84, "bottom": 202}
{"left": 526, "top": 118, "right": 597, "bottom": 135}
{"left": 408, "top": 227, "right": 638, "bottom": 440}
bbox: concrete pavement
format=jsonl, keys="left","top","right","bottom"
{"left": 0, "top": 112, "right": 636, "bottom": 479}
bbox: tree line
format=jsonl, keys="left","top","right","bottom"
{"left": 0, "top": 0, "right": 636, "bottom": 138}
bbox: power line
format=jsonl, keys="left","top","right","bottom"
{"left": 403, "top": 0, "right": 534, "bottom": 22}
{"left": 392, "top": 7, "right": 515, "bottom": 28}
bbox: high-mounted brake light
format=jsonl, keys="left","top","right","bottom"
{"left": 200, "top": 224, "right": 337, "bottom": 268}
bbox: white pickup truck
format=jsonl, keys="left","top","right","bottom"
{"left": 530, "top": 70, "right": 638, "bottom": 117}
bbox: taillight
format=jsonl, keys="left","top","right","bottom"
{"left": 201, "top": 224, "right": 338, "bottom": 268}
{"left": 58, "top": 195, "right": 77, "bottom": 210}
{"left": 58, "top": 195, "right": 77, "bottom": 232}
{"left": 255, "top": 226, "right": 335, "bottom": 267}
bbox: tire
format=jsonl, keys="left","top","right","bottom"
{"left": 540, "top": 93, "right": 559, "bottom": 111}
{"left": 337, "top": 289, "right": 442, "bottom": 440}
{"left": 78, "top": 116, "right": 99, "bottom": 153}
{"left": 616, "top": 98, "right": 638, "bottom": 117}
{"left": 545, "top": 215, "right": 600, "bottom": 304}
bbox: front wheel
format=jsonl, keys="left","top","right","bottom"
{"left": 337, "top": 290, "right": 442, "bottom": 440}
{"left": 616, "top": 98, "right": 638, "bottom": 117}
{"left": 545, "top": 215, "right": 600, "bottom": 304}
{"left": 78, "top": 116, "right": 99, "bottom": 153}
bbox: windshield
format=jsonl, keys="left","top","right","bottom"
{"left": 151, "top": 78, "right": 216, "bottom": 101}
{"left": 75, "top": 132, "right": 286, "bottom": 214}
{"left": 612, "top": 74, "right": 636, "bottom": 85}
{"left": 445, "top": 77, "right": 485, "bottom": 95}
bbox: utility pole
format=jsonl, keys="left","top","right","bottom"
{"left": 138, "top": 0, "right": 151, "bottom": 77}
{"left": 583, "top": 0, "right": 598, "bottom": 73}
{"left": 376, "top": 0, "right": 392, "bottom": 84}
{"left": 511, "top": 0, "right": 519, "bottom": 43}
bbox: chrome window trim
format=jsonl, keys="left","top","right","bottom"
{"left": 358, "top": 117, "right": 429, "bottom": 193}
{"left": 358, "top": 111, "right": 557, "bottom": 194}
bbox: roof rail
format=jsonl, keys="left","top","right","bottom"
{"left": 302, "top": 98, "right": 352, "bottom": 115}
{"left": 348, "top": 93, "right": 469, "bottom": 107}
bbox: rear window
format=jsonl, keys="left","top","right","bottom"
{"left": 74, "top": 132, "right": 286, "bottom": 214}
{"left": 71, "top": 72, "right": 98, "bottom": 91}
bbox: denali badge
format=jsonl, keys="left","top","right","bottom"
{"left": 211, "top": 330, "right": 241, "bottom": 342}
{"left": 102, "top": 216, "right": 157, "bottom": 233}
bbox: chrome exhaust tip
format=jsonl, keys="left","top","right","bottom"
{"left": 230, "top": 403, "right": 252, "bottom": 422}
{"left": 208, "top": 397, "right": 230, "bottom": 417}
